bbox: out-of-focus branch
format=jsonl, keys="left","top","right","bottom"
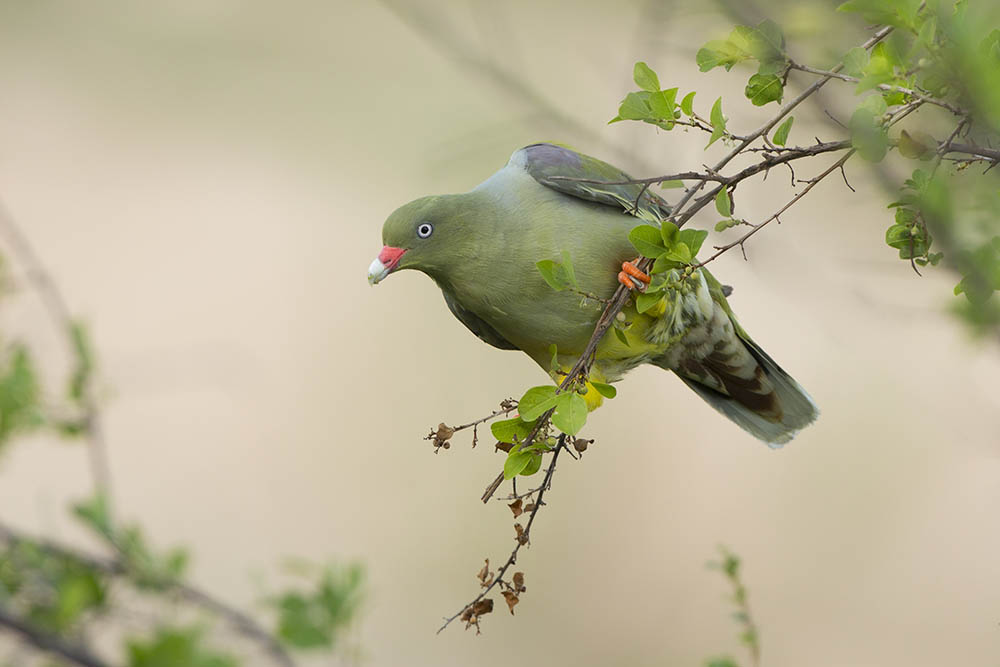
{"left": 0, "top": 608, "right": 110, "bottom": 667}
{"left": 376, "top": 0, "right": 655, "bottom": 173}
{"left": 0, "top": 521, "right": 295, "bottom": 667}
{"left": 0, "top": 198, "right": 113, "bottom": 510}
{"left": 787, "top": 62, "right": 966, "bottom": 115}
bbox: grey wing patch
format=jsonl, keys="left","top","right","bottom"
{"left": 512, "top": 142, "right": 672, "bottom": 223}
{"left": 441, "top": 291, "right": 518, "bottom": 351}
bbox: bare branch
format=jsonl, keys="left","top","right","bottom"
{"left": 788, "top": 62, "right": 966, "bottom": 115}
{"left": 438, "top": 435, "right": 567, "bottom": 634}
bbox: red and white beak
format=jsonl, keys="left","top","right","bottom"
{"left": 367, "top": 246, "right": 407, "bottom": 285}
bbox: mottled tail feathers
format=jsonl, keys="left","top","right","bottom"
{"left": 673, "top": 332, "right": 819, "bottom": 448}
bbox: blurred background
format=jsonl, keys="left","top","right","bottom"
{"left": 0, "top": 0, "right": 998, "bottom": 665}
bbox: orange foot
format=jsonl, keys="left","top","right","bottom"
{"left": 618, "top": 259, "right": 651, "bottom": 292}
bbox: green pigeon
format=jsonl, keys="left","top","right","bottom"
{"left": 368, "top": 143, "right": 818, "bottom": 446}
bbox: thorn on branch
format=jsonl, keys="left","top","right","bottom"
{"left": 824, "top": 108, "right": 847, "bottom": 129}
{"left": 838, "top": 164, "right": 856, "bottom": 192}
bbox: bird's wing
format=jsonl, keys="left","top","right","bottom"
{"left": 512, "top": 142, "right": 671, "bottom": 223}
{"left": 441, "top": 290, "right": 519, "bottom": 351}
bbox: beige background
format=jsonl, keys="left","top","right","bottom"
{"left": 0, "top": 1, "right": 998, "bottom": 665}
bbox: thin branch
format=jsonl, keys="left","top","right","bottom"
{"left": 787, "top": 62, "right": 966, "bottom": 115}
{"left": 942, "top": 142, "right": 1000, "bottom": 163}
{"left": 698, "top": 150, "right": 857, "bottom": 267}
{"left": 0, "top": 198, "right": 113, "bottom": 510}
{"left": 698, "top": 100, "right": 925, "bottom": 267}
{"left": 438, "top": 435, "right": 567, "bottom": 634}
{"left": 0, "top": 522, "right": 295, "bottom": 667}
{"left": 0, "top": 607, "right": 110, "bottom": 667}
{"left": 376, "top": 0, "right": 655, "bottom": 173}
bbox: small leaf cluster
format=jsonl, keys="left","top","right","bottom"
{"left": 269, "top": 562, "right": 365, "bottom": 650}
{"left": 697, "top": 20, "right": 789, "bottom": 107}
{"left": 492, "top": 383, "right": 590, "bottom": 479}
{"left": 0, "top": 539, "right": 107, "bottom": 637}
{"left": 627, "top": 222, "right": 709, "bottom": 314}
{"left": 611, "top": 62, "right": 727, "bottom": 149}
{"left": 885, "top": 169, "right": 942, "bottom": 266}
{"left": 127, "top": 627, "right": 237, "bottom": 667}
{"left": 74, "top": 493, "right": 190, "bottom": 589}
{"left": 703, "top": 546, "right": 760, "bottom": 667}
{"left": 0, "top": 342, "right": 42, "bottom": 449}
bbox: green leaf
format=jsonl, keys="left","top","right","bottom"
{"left": 842, "top": 46, "right": 869, "bottom": 77}
{"left": 708, "top": 97, "right": 726, "bottom": 147}
{"left": 520, "top": 452, "right": 542, "bottom": 476}
{"left": 636, "top": 292, "right": 663, "bottom": 314}
{"left": 680, "top": 91, "right": 696, "bottom": 115}
{"left": 629, "top": 225, "right": 666, "bottom": 258}
{"left": 535, "top": 260, "right": 567, "bottom": 291}
{"left": 518, "top": 385, "right": 558, "bottom": 421}
{"left": 856, "top": 42, "right": 895, "bottom": 93}
{"left": 745, "top": 73, "right": 783, "bottom": 106}
{"left": 560, "top": 250, "right": 578, "bottom": 288}
{"left": 612, "top": 91, "right": 652, "bottom": 123}
{"left": 503, "top": 446, "right": 535, "bottom": 479}
{"left": 660, "top": 179, "right": 684, "bottom": 189}
{"left": 837, "top": 0, "right": 903, "bottom": 24}
{"left": 491, "top": 417, "right": 534, "bottom": 444}
{"left": 613, "top": 326, "right": 630, "bottom": 347}
{"left": 127, "top": 627, "right": 238, "bottom": 667}
{"left": 859, "top": 94, "right": 888, "bottom": 116}
{"left": 648, "top": 87, "right": 679, "bottom": 123}
{"left": 753, "top": 20, "right": 786, "bottom": 61}
{"left": 679, "top": 229, "right": 709, "bottom": 256}
{"left": 715, "top": 189, "right": 732, "bottom": 217}
{"left": 696, "top": 40, "right": 749, "bottom": 72}
{"left": 885, "top": 224, "right": 911, "bottom": 249}
{"left": 552, "top": 393, "right": 588, "bottom": 436}
{"left": 0, "top": 344, "right": 42, "bottom": 446}
{"left": 68, "top": 321, "right": 94, "bottom": 403}
{"left": 665, "top": 242, "right": 693, "bottom": 264}
{"left": 652, "top": 255, "right": 681, "bottom": 273}
{"left": 850, "top": 107, "right": 889, "bottom": 162}
{"left": 633, "top": 61, "right": 660, "bottom": 92}
{"left": 268, "top": 564, "right": 364, "bottom": 650}
{"left": 73, "top": 493, "right": 114, "bottom": 540}
{"left": 772, "top": 116, "right": 794, "bottom": 146}
{"left": 897, "top": 129, "right": 935, "bottom": 159}
{"left": 660, "top": 220, "right": 680, "bottom": 246}
{"left": 591, "top": 382, "right": 617, "bottom": 399}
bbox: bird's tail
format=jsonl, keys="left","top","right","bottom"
{"left": 661, "top": 318, "right": 819, "bottom": 447}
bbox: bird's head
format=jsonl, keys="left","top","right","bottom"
{"left": 368, "top": 194, "right": 473, "bottom": 285}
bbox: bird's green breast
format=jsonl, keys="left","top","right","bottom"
{"left": 441, "top": 166, "right": 640, "bottom": 368}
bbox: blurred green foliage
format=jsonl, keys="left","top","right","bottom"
{"left": 609, "top": 0, "right": 1000, "bottom": 336}
{"left": 0, "top": 253, "right": 364, "bottom": 665}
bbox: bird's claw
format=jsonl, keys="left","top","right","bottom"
{"left": 618, "top": 259, "right": 651, "bottom": 292}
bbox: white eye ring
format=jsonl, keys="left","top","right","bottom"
{"left": 416, "top": 222, "right": 434, "bottom": 238}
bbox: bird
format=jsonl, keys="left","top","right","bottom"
{"left": 368, "top": 142, "right": 818, "bottom": 446}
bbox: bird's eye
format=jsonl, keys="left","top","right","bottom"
{"left": 416, "top": 222, "right": 434, "bottom": 239}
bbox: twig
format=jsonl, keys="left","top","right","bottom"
{"left": 698, "top": 150, "right": 857, "bottom": 267}
{"left": 438, "top": 435, "right": 567, "bottom": 634}
{"left": 787, "top": 62, "right": 966, "bottom": 115}
{"left": 0, "top": 607, "right": 110, "bottom": 667}
{"left": 698, "top": 100, "right": 924, "bottom": 267}
{"left": 0, "top": 522, "right": 295, "bottom": 667}
{"left": 0, "top": 198, "right": 113, "bottom": 510}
